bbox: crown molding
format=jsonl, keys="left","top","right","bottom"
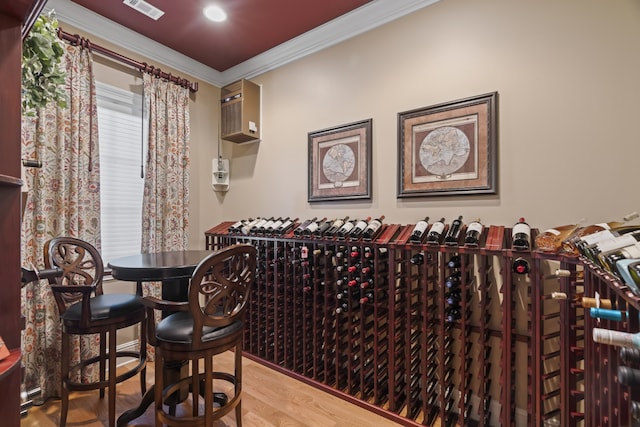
{"left": 47, "top": 0, "right": 439, "bottom": 88}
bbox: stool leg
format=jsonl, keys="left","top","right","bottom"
{"left": 155, "top": 348, "right": 163, "bottom": 427}
{"left": 60, "top": 332, "right": 70, "bottom": 427}
{"left": 109, "top": 329, "right": 117, "bottom": 427}
{"left": 139, "top": 317, "right": 147, "bottom": 395}
{"left": 100, "top": 331, "right": 107, "bottom": 398}
{"left": 192, "top": 359, "right": 200, "bottom": 417}
{"left": 204, "top": 355, "right": 213, "bottom": 426}
{"left": 235, "top": 344, "right": 242, "bottom": 427}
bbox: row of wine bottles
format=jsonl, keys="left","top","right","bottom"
{"left": 226, "top": 213, "right": 640, "bottom": 257}
{"left": 228, "top": 216, "right": 386, "bottom": 241}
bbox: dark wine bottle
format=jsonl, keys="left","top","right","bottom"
{"left": 336, "top": 220, "right": 357, "bottom": 240}
{"left": 426, "top": 217, "right": 446, "bottom": 245}
{"left": 349, "top": 217, "right": 371, "bottom": 239}
{"left": 464, "top": 218, "right": 483, "bottom": 247}
{"left": 444, "top": 215, "right": 464, "bottom": 246}
{"left": 620, "top": 347, "right": 640, "bottom": 366}
{"left": 447, "top": 255, "right": 461, "bottom": 269}
{"left": 362, "top": 215, "right": 385, "bottom": 241}
{"left": 264, "top": 217, "right": 284, "bottom": 234}
{"left": 275, "top": 217, "right": 298, "bottom": 235}
{"left": 312, "top": 218, "right": 333, "bottom": 237}
{"left": 445, "top": 271, "right": 461, "bottom": 288}
{"left": 303, "top": 217, "right": 327, "bottom": 237}
{"left": 445, "top": 306, "right": 461, "bottom": 322}
{"left": 512, "top": 257, "right": 530, "bottom": 274}
{"left": 228, "top": 218, "right": 250, "bottom": 233}
{"left": 324, "top": 216, "right": 349, "bottom": 237}
{"left": 512, "top": 217, "right": 531, "bottom": 250}
{"left": 293, "top": 217, "right": 317, "bottom": 237}
{"left": 250, "top": 217, "right": 273, "bottom": 234}
{"left": 410, "top": 252, "right": 424, "bottom": 265}
{"left": 618, "top": 366, "right": 640, "bottom": 387}
{"left": 409, "top": 216, "right": 430, "bottom": 243}
{"left": 336, "top": 300, "right": 359, "bottom": 314}
{"left": 260, "top": 217, "right": 282, "bottom": 234}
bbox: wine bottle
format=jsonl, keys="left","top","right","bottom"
{"left": 592, "top": 328, "right": 640, "bottom": 348}
{"left": 293, "top": 217, "right": 317, "bottom": 237}
{"left": 588, "top": 234, "right": 640, "bottom": 265}
{"left": 444, "top": 215, "right": 464, "bottom": 246}
{"left": 275, "top": 217, "right": 298, "bottom": 235}
{"left": 445, "top": 271, "right": 461, "bottom": 288}
{"left": 266, "top": 217, "right": 285, "bottom": 234}
{"left": 464, "top": 218, "right": 483, "bottom": 247}
{"left": 620, "top": 347, "right": 640, "bottom": 366}
{"left": 336, "top": 300, "right": 359, "bottom": 314}
{"left": 563, "top": 212, "right": 639, "bottom": 254}
{"left": 626, "top": 260, "right": 640, "bottom": 292}
{"left": 535, "top": 220, "right": 584, "bottom": 253}
{"left": 324, "top": 216, "right": 349, "bottom": 237}
{"left": 241, "top": 217, "right": 262, "bottom": 235}
{"left": 552, "top": 292, "right": 613, "bottom": 309}
{"left": 512, "top": 257, "right": 530, "bottom": 274}
{"left": 349, "top": 217, "right": 371, "bottom": 239}
{"left": 410, "top": 252, "right": 424, "bottom": 265}
{"left": 360, "top": 291, "right": 376, "bottom": 304}
{"left": 250, "top": 217, "right": 272, "bottom": 234}
{"left": 589, "top": 307, "right": 629, "bottom": 322}
{"left": 228, "top": 218, "right": 249, "bottom": 234}
{"left": 312, "top": 218, "right": 333, "bottom": 237}
{"left": 361, "top": 215, "right": 385, "bottom": 241}
{"left": 447, "top": 255, "right": 461, "bottom": 269}
{"left": 336, "top": 219, "right": 357, "bottom": 240}
{"left": 598, "top": 242, "right": 640, "bottom": 274}
{"left": 618, "top": 366, "right": 640, "bottom": 387}
{"left": 445, "top": 306, "right": 461, "bottom": 322}
{"left": 409, "top": 217, "right": 430, "bottom": 243}
{"left": 512, "top": 218, "right": 531, "bottom": 251}
{"left": 303, "top": 217, "right": 327, "bottom": 237}
{"left": 426, "top": 218, "right": 446, "bottom": 245}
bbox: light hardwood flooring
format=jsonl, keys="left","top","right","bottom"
{"left": 21, "top": 351, "right": 407, "bottom": 427}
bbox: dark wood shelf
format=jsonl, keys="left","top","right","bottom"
{"left": 0, "top": 349, "right": 22, "bottom": 381}
{"left": 0, "top": 174, "right": 22, "bottom": 187}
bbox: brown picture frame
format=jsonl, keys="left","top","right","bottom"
{"left": 308, "top": 119, "right": 372, "bottom": 202}
{"left": 397, "top": 92, "right": 498, "bottom": 198}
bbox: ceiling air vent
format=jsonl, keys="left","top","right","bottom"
{"left": 122, "top": 0, "right": 165, "bottom": 21}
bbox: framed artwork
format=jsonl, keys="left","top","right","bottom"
{"left": 308, "top": 119, "right": 372, "bottom": 202}
{"left": 397, "top": 92, "right": 498, "bottom": 198}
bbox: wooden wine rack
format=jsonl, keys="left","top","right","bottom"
{"left": 205, "top": 221, "right": 639, "bottom": 426}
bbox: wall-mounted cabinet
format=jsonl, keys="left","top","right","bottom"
{"left": 220, "top": 79, "right": 260, "bottom": 143}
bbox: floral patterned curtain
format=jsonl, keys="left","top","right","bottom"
{"left": 141, "top": 73, "right": 190, "bottom": 256}
{"left": 140, "top": 74, "right": 191, "bottom": 354}
{"left": 21, "top": 44, "right": 101, "bottom": 402}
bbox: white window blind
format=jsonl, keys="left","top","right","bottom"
{"left": 96, "top": 81, "right": 147, "bottom": 265}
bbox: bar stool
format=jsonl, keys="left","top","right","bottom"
{"left": 44, "top": 236, "right": 147, "bottom": 427}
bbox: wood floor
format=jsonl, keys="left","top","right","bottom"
{"left": 21, "top": 351, "right": 406, "bottom": 427}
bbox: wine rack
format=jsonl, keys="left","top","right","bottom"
{"left": 205, "top": 220, "right": 639, "bottom": 426}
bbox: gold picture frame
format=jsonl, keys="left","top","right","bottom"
{"left": 397, "top": 92, "right": 498, "bottom": 198}
{"left": 308, "top": 119, "right": 372, "bottom": 202}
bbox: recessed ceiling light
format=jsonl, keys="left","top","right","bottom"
{"left": 203, "top": 5, "right": 227, "bottom": 22}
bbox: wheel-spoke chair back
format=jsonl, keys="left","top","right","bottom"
{"left": 44, "top": 237, "right": 147, "bottom": 427}
{"left": 146, "top": 243, "right": 256, "bottom": 427}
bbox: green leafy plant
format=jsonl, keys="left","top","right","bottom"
{"left": 21, "top": 11, "right": 67, "bottom": 115}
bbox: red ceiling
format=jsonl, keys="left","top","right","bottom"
{"left": 71, "top": 0, "right": 373, "bottom": 72}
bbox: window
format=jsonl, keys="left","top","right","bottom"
{"left": 96, "top": 81, "right": 147, "bottom": 264}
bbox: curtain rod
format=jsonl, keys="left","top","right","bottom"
{"left": 57, "top": 28, "right": 199, "bottom": 93}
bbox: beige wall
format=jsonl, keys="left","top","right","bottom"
{"left": 64, "top": 0, "right": 640, "bottom": 249}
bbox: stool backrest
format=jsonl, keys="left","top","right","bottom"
{"left": 189, "top": 244, "right": 256, "bottom": 345}
{"left": 44, "top": 236, "right": 104, "bottom": 316}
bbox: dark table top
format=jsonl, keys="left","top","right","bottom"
{"left": 107, "top": 250, "right": 214, "bottom": 282}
